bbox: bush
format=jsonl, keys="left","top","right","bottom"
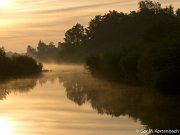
{"left": 0, "top": 48, "right": 43, "bottom": 77}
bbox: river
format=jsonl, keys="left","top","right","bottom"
{"left": 0, "top": 64, "right": 179, "bottom": 135}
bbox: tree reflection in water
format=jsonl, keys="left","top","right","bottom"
{"left": 0, "top": 70, "right": 179, "bottom": 134}
{"left": 0, "top": 72, "right": 59, "bottom": 100}
{"left": 58, "top": 71, "right": 180, "bottom": 133}
{"left": 0, "top": 78, "right": 37, "bottom": 100}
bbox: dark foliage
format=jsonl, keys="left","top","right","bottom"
{"left": 26, "top": 0, "right": 180, "bottom": 91}
{"left": 0, "top": 47, "right": 42, "bottom": 77}
{"left": 27, "top": 24, "right": 87, "bottom": 63}
{"left": 85, "top": 1, "right": 180, "bottom": 91}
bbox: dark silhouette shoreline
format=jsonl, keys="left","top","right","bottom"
{"left": 0, "top": 47, "right": 43, "bottom": 78}
{"left": 25, "top": 0, "right": 180, "bottom": 92}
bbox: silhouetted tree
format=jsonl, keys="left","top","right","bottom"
{"left": 176, "top": 8, "right": 180, "bottom": 17}
{"left": 139, "top": 0, "right": 161, "bottom": 14}
{"left": 64, "top": 23, "right": 86, "bottom": 46}
{"left": 25, "top": 1, "right": 180, "bottom": 91}
{"left": 0, "top": 47, "right": 5, "bottom": 58}
{"left": 27, "top": 45, "right": 37, "bottom": 58}
{"left": 161, "top": 5, "right": 174, "bottom": 15}
{"left": 85, "top": 0, "right": 180, "bottom": 91}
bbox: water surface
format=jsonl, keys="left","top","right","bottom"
{"left": 0, "top": 65, "right": 179, "bottom": 135}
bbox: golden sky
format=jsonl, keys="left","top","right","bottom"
{"left": 0, "top": 0, "right": 179, "bottom": 52}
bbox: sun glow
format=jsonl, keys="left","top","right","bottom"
{"left": 0, "top": 118, "right": 13, "bottom": 135}
{"left": 0, "top": 0, "right": 12, "bottom": 8}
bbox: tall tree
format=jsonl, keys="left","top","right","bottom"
{"left": 139, "top": 0, "right": 161, "bottom": 14}
{"left": 64, "top": 23, "right": 86, "bottom": 46}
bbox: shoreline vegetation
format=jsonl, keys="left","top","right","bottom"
{"left": 0, "top": 47, "right": 43, "bottom": 78}
{"left": 3, "top": 0, "right": 179, "bottom": 92}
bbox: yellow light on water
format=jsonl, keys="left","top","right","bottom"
{"left": 0, "top": 118, "right": 13, "bottom": 135}
{"left": 0, "top": 0, "right": 12, "bottom": 8}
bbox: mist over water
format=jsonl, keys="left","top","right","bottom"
{"left": 0, "top": 64, "right": 145, "bottom": 135}
{"left": 43, "top": 63, "right": 84, "bottom": 71}
{"left": 0, "top": 64, "right": 179, "bottom": 135}
{"left": 0, "top": 0, "right": 179, "bottom": 134}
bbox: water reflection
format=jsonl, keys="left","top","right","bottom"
{"left": 0, "top": 73, "right": 57, "bottom": 100}
{"left": 0, "top": 76, "right": 39, "bottom": 100}
{"left": 0, "top": 68, "right": 179, "bottom": 134}
{"left": 0, "top": 118, "right": 13, "bottom": 135}
{"left": 58, "top": 71, "right": 180, "bottom": 131}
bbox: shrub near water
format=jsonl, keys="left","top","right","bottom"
{"left": 0, "top": 48, "right": 42, "bottom": 77}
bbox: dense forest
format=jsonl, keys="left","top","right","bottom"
{"left": 0, "top": 47, "right": 42, "bottom": 77}
{"left": 26, "top": 0, "right": 180, "bottom": 91}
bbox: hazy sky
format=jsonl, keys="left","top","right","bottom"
{"left": 0, "top": 0, "right": 179, "bottom": 52}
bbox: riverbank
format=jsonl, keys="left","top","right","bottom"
{"left": 0, "top": 47, "right": 43, "bottom": 78}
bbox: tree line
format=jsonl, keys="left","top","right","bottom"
{"left": 26, "top": 0, "right": 180, "bottom": 91}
